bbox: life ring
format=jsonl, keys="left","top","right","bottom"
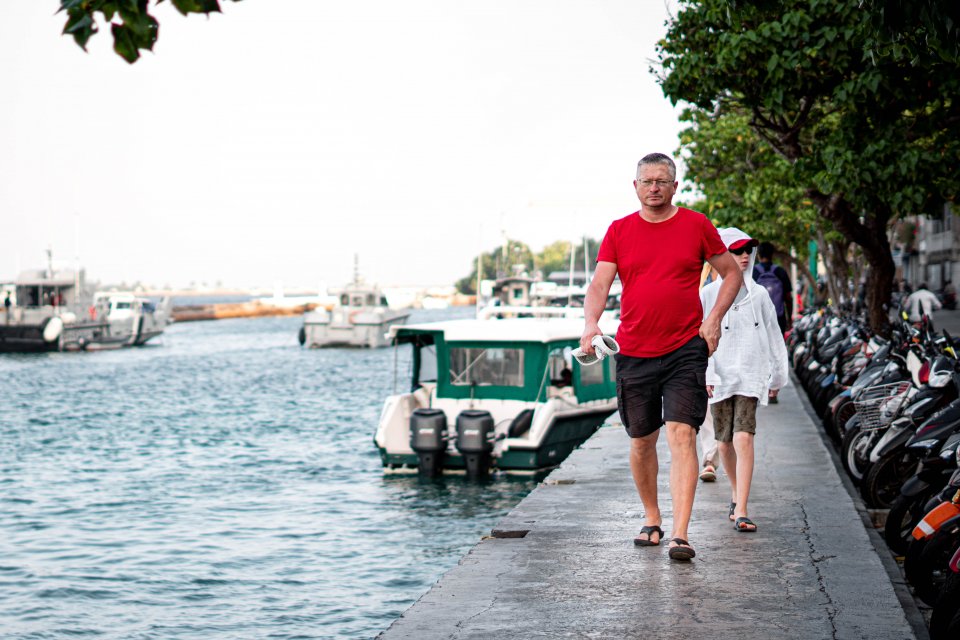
{"left": 348, "top": 310, "right": 361, "bottom": 324}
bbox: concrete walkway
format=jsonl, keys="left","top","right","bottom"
{"left": 379, "top": 382, "right": 923, "bottom": 639}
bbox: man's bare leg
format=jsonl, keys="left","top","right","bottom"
{"left": 665, "top": 421, "right": 698, "bottom": 543}
{"left": 629, "top": 431, "right": 661, "bottom": 543}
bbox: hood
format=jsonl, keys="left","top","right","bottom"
{"left": 718, "top": 227, "right": 758, "bottom": 279}
{"left": 714, "top": 227, "right": 758, "bottom": 307}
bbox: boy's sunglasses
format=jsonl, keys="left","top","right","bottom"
{"left": 729, "top": 245, "right": 752, "bottom": 255}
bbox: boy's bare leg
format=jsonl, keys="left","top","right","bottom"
{"left": 718, "top": 441, "right": 738, "bottom": 514}
{"left": 630, "top": 431, "right": 661, "bottom": 542}
{"left": 732, "top": 432, "right": 755, "bottom": 518}
{"left": 665, "top": 421, "right": 698, "bottom": 542}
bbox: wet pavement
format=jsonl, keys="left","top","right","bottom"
{"left": 378, "top": 381, "right": 923, "bottom": 639}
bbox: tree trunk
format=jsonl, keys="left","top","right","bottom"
{"left": 807, "top": 191, "right": 894, "bottom": 334}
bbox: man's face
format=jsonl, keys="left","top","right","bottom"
{"left": 634, "top": 164, "right": 677, "bottom": 208}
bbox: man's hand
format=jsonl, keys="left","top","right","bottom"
{"left": 706, "top": 385, "right": 714, "bottom": 398}
{"left": 699, "top": 318, "right": 722, "bottom": 356}
{"left": 580, "top": 324, "right": 603, "bottom": 355}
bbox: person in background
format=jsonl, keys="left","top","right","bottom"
{"left": 3, "top": 292, "right": 11, "bottom": 324}
{"left": 580, "top": 152, "right": 741, "bottom": 561}
{"left": 752, "top": 241, "right": 792, "bottom": 403}
{"left": 701, "top": 227, "right": 789, "bottom": 533}
{"left": 905, "top": 283, "right": 942, "bottom": 323}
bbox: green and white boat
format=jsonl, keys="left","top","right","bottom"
{"left": 374, "top": 317, "right": 619, "bottom": 476}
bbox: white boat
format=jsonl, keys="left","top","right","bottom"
{"left": 0, "top": 264, "right": 107, "bottom": 352}
{"left": 89, "top": 292, "right": 173, "bottom": 348}
{"left": 477, "top": 265, "right": 621, "bottom": 320}
{"left": 374, "top": 316, "right": 619, "bottom": 476}
{"left": 299, "top": 277, "right": 409, "bottom": 348}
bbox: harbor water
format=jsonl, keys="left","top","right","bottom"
{"left": 0, "top": 308, "right": 539, "bottom": 639}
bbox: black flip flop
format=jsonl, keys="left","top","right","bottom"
{"left": 734, "top": 517, "right": 757, "bottom": 533}
{"left": 728, "top": 502, "right": 736, "bottom": 521}
{"left": 634, "top": 525, "right": 664, "bottom": 546}
{"left": 668, "top": 538, "right": 696, "bottom": 561}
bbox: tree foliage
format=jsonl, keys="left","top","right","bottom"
{"left": 657, "top": 0, "right": 960, "bottom": 330}
{"left": 59, "top": 0, "right": 240, "bottom": 63}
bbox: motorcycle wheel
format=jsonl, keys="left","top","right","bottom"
{"left": 824, "top": 396, "right": 854, "bottom": 444}
{"left": 841, "top": 426, "right": 876, "bottom": 485}
{"left": 909, "top": 518, "right": 960, "bottom": 606}
{"left": 885, "top": 491, "right": 934, "bottom": 555}
{"left": 860, "top": 450, "right": 918, "bottom": 509}
{"left": 930, "top": 572, "right": 960, "bottom": 640}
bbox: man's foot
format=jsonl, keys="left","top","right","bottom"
{"left": 667, "top": 538, "right": 696, "bottom": 561}
{"left": 768, "top": 390, "right": 779, "bottom": 404}
{"left": 699, "top": 465, "right": 716, "bottom": 482}
{"left": 734, "top": 517, "right": 758, "bottom": 532}
{"left": 633, "top": 524, "right": 664, "bottom": 546}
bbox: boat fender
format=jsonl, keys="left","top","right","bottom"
{"left": 298, "top": 326, "right": 306, "bottom": 346}
{"left": 507, "top": 409, "right": 534, "bottom": 438}
{"left": 41, "top": 317, "right": 64, "bottom": 343}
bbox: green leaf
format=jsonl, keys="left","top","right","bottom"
{"left": 111, "top": 23, "right": 140, "bottom": 63}
{"left": 63, "top": 11, "right": 96, "bottom": 49}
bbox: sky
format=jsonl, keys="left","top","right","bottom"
{"left": 1, "top": 1, "right": 685, "bottom": 291}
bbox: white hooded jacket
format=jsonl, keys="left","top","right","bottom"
{"left": 700, "top": 227, "right": 789, "bottom": 406}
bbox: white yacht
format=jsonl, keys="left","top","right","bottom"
{"left": 299, "top": 276, "right": 409, "bottom": 349}
{"left": 89, "top": 292, "right": 173, "bottom": 348}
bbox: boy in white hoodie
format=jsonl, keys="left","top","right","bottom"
{"left": 700, "top": 228, "right": 789, "bottom": 532}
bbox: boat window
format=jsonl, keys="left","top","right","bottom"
{"left": 548, "top": 347, "right": 573, "bottom": 387}
{"left": 352, "top": 295, "right": 365, "bottom": 306}
{"left": 114, "top": 301, "right": 132, "bottom": 310}
{"left": 418, "top": 345, "right": 438, "bottom": 383}
{"left": 341, "top": 294, "right": 350, "bottom": 306}
{"left": 380, "top": 296, "right": 389, "bottom": 306}
{"left": 449, "top": 347, "right": 524, "bottom": 387}
{"left": 579, "top": 355, "right": 609, "bottom": 386}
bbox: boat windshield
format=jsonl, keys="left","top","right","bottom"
{"left": 449, "top": 347, "right": 524, "bottom": 387}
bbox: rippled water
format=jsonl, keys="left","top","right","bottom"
{"left": 0, "top": 309, "right": 538, "bottom": 639}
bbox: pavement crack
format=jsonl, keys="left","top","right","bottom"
{"left": 798, "top": 500, "right": 839, "bottom": 640}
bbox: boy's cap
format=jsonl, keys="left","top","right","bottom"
{"left": 728, "top": 238, "right": 759, "bottom": 251}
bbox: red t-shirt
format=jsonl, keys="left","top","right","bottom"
{"left": 597, "top": 207, "right": 726, "bottom": 358}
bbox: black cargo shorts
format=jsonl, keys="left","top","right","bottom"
{"left": 615, "top": 335, "right": 709, "bottom": 438}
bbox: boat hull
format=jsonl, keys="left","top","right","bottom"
{"left": 0, "top": 321, "right": 109, "bottom": 353}
{"left": 378, "top": 407, "right": 616, "bottom": 474}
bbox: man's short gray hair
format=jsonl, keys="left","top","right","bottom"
{"left": 636, "top": 153, "right": 677, "bottom": 181}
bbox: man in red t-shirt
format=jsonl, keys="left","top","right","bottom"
{"left": 580, "top": 152, "right": 742, "bottom": 561}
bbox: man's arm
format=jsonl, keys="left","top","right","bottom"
{"left": 700, "top": 252, "right": 742, "bottom": 355}
{"left": 579, "top": 261, "right": 617, "bottom": 354}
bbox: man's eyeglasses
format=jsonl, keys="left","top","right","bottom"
{"left": 729, "top": 246, "right": 752, "bottom": 255}
{"left": 637, "top": 179, "right": 674, "bottom": 188}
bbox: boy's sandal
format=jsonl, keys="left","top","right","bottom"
{"left": 699, "top": 465, "right": 717, "bottom": 482}
{"left": 633, "top": 525, "right": 664, "bottom": 546}
{"left": 734, "top": 517, "right": 757, "bottom": 533}
{"left": 728, "top": 502, "right": 736, "bottom": 521}
{"left": 667, "top": 538, "right": 696, "bottom": 561}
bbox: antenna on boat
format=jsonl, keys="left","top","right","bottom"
{"left": 353, "top": 254, "right": 360, "bottom": 285}
{"left": 583, "top": 235, "right": 591, "bottom": 284}
{"left": 75, "top": 213, "right": 82, "bottom": 306}
{"left": 475, "top": 227, "right": 483, "bottom": 315}
{"left": 567, "top": 238, "right": 575, "bottom": 307}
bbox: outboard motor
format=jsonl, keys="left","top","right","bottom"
{"left": 455, "top": 410, "right": 495, "bottom": 478}
{"left": 409, "top": 408, "right": 448, "bottom": 477}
